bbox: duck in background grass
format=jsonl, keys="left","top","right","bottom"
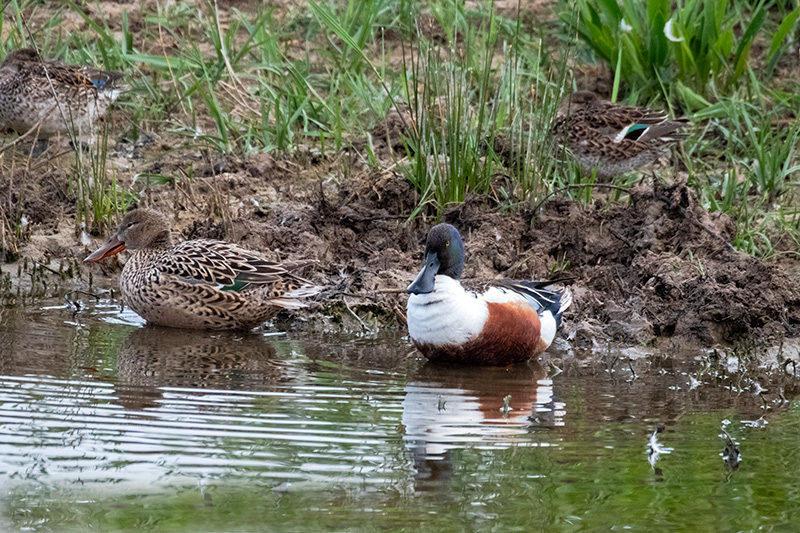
{"left": 85, "top": 209, "right": 321, "bottom": 330}
{"left": 553, "top": 91, "right": 688, "bottom": 181}
{"left": 0, "top": 48, "right": 124, "bottom": 143}
{"left": 406, "top": 223, "right": 572, "bottom": 366}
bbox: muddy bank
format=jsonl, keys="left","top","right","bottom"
{"left": 3, "top": 149, "right": 800, "bottom": 355}
{"left": 281, "top": 168, "right": 800, "bottom": 351}
{"left": 531, "top": 181, "right": 800, "bottom": 349}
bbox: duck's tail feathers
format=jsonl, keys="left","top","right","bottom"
{"left": 555, "top": 288, "right": 573, "bottom": 326}
{"left": 270, "top": 284, "right": 323, "bottom": 309}
{"left": 496, "top": 279, "right": 573, "bottom": 324}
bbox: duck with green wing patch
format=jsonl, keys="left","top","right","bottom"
{"left": 553, "top": 91, "right": 687, "bottom": 181}
{"left": 85, "top": 209, "right": 320, "bottom": 330}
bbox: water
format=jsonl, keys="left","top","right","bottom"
{"left": 1, "top": 299, "right": 800, "bottom": 531}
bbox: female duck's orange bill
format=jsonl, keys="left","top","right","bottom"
{"left": 85, "top": 235, "right": 126, "bottom": 262}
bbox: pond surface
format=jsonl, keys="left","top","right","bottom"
{"left": 1, "top": 298, "right": 799, "bottom": 531}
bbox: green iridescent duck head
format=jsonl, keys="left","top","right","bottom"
{"left": 407, "top": 223, "right": 465, "bottom": 295}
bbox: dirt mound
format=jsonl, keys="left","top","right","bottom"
{"left": 238, "top": 166, "right": 800, "bottom": 349}
{"left": 0, "top": 167, "right": 75, "bottom": 261}
{"left": 6, "top": 147, "right": 800, "bottom": 352}
{"left": 530, "top": 180, "right": 800, "bottom": 348}
{"left": 0, "top": 168, "right": 73, "bottom": 229}
{"left": 350, "top": 105, "right": 413, "bottom": 161}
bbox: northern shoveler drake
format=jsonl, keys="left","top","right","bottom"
{"left": 553, "top": 91, "right": 687, "bottom": 180}
{"left": 0, "top": 48, "right": 124, "bottom": 140}
{"left": 85, "top": 208, "right": 320, "bottom": 330}
{"left": 406, "top": 224, "right": 572, "bottom": 366}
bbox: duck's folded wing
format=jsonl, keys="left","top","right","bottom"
{"left": 31, "top": 59, "right": 124, "bottom": 96}
{"left": 491, "top": 280, "right": 559, "bottom": 309}
{"left": 587, "top": 103, "right": 670, "bottom": 129}
{"left": 34, "top": 63, "right": 97, "bottom": 94}
{"left": 158, "top": 240, "right": 292, "bottom": 287}
{"left": 485, "top": 280, "right": 572, "bottom": 322}
{"left": 79, "top": 66, "right": 124, "bottom": 90}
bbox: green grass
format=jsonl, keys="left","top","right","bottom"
{"left": 684, "top": 77, "right": 800, "bottom": 256}
{"left": 565, "top": 0, "right": 800, "bottom": 105}
{"left": 0, "top": 0, "right": 799, "bottom": 258}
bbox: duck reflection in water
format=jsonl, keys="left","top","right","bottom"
{"left": 402, "top": 360, "right": 560, "bottom": 489}
{"left": 114, "top": 327, "right": 290, "bottom": 411}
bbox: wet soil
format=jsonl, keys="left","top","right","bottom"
{"left": 4, "top": 138, "right": 800, "bottom": 356}
{"left": 2, "top": 0, "right": 800, "bottom": 356}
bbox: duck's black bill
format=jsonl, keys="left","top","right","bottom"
{"left": 407, "top": 252, "right": 440, "bottom": 295}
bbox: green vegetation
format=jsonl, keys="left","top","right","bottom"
{"left": 0, "top": 0, "right": 799, "bottom": 258}
{"left": 567, "top": 0, "right": 799, "bottom": 102}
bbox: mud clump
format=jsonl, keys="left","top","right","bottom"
{"left": 0, "top": 168, "right": 73, "bottom": 230}
{"left": 6, "top": 147, "right": 800, "bottom": 353}
{"left": 350, "top": 105, "right": 414, "bottom": 161}
{"left": 539, "top": 180, "right": 800, "bottom": 348}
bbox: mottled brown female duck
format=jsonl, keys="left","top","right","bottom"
{"left": 85, "top": 209, "right": 320, "bottom": 330}
{"left": 0, "top": 48, "right": 124, "bottom": 140}
{"left": 553, "top": 91, "right": 688, "bottom": 180}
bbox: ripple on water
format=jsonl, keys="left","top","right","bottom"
{"left": 1, "top": 298, "right": 800, "bottom": 531}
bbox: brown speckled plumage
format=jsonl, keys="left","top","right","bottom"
{"left": 85, "top": 209, "right": 320, "bottom": 330}
{"left": 0, "top": 48, "right": 124, "bottom": 139}
{"left": 553, "top": 91, "right": 687, "bottom": 180}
